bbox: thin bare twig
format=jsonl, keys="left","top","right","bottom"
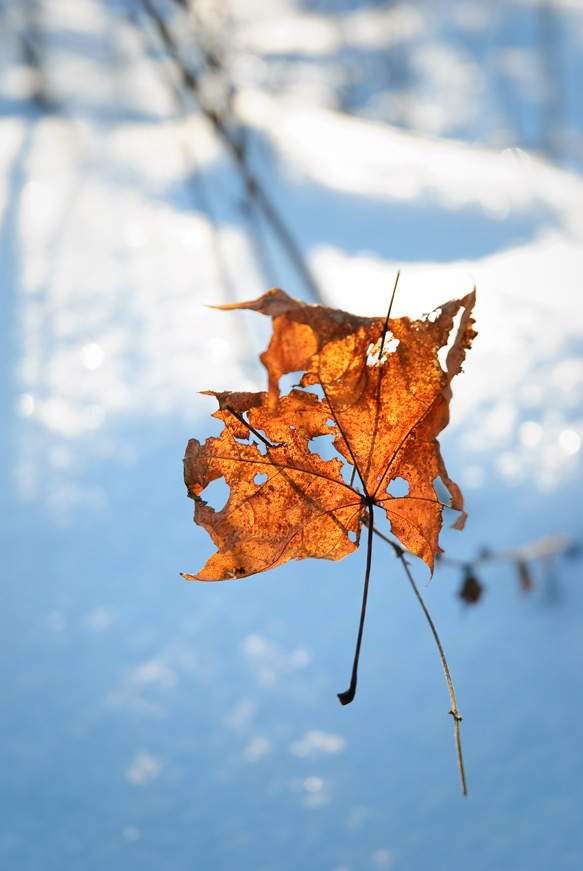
{"left": 377, "top": 269, "right": 400, "bottom": 361}
{"left": 398, "top": 551, "right": 467, "bottom": 796}
{"left": 369, "top": 521, "right": 467, "bottom": 796}
{"left": 363, "top": 270, "right": 400, "bottom": 486}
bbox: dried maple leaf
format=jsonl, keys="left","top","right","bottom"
{"left": 183, "top": 287, "right": 476, "bottom": 582}
{"left": 183, "top": 286, "right": 475, "bottom": 794}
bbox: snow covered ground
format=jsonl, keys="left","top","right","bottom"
{"left": 1, "top": 2, "right": 582, "bottom": 870}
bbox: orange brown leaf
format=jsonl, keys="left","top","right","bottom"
{"left": 183, "top": 288, "right": 476, "bottom": 581}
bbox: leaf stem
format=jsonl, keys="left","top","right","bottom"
{"left": 338, "top": 504, "right": 375, "bottom": 706}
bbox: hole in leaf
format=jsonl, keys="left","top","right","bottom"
{"left": 202, "top": 478, "right": 230, "bottom": 511}
{"left": 306, "top": 383, "right": 325, "bottom": 401}
{"left": 254, "top": 472, "right": 268, "bottom": 486}
{"left": 348, "top": 530, "right": 357, "bottom": 543}
{"left": 387, "top": 477, "right": 409, "bottom": 498}
{"left": 234, "top": 430, "right": 269, "bottom": 455}
{"left": 278, "top": 371, "right": 304, "bottom": 396}
{"left": 253, "top": 438, "right": 268, "bottom": 455}
{"left": 308, "top": 433, "right": 353, "bottom": 485}
{"left": 340, "top": 460, "right": 355, "bottom": 485}
{"left": 437, "top": 308, "right": 463, "bottom": 373}
{"left": 367, "top": 335, "right": 399, "bottom": 366}
{"left": 308, "top": 433, "right": 339, "bottom": 463}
